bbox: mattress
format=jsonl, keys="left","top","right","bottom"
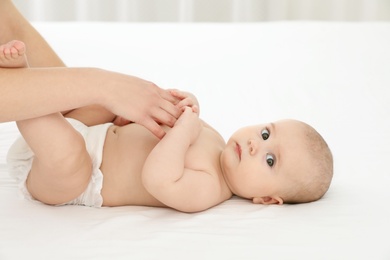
{"left": 1, "top": 22, "right": 389, "bottom": 259}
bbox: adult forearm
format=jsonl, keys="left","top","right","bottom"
{"left": 0, "top": 67, "right": 103, "bottom": 122}
{"left": 0, "top": 65, "right": 181, "bottom": 138}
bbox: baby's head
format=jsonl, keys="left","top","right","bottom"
{"left": 220, "top": 119, "right": 333, "bottom": 205}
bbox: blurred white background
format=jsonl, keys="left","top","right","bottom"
{"left": 13, "top": 0, "right": 390, "bottom": 22}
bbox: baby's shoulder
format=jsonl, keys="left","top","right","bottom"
{"left": 201, "top": 119, "right": 224, "bottom": 142}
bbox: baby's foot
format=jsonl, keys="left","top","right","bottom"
{"left": 0, "top": 40, "right": 28, "bottom": 68}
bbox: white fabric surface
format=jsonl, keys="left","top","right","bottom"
{"left": 0, "top": 22, "right": 389, "bottom": 260}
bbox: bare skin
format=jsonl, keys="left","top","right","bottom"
{"left": 0, "top": 0, "right": 180, "bottom": 139}
{"left": 0, "top": 40, "right": 28, "bottom": 68}
{"left": 5, "top": 40, "right": 324, "bottom": 213}
{"left": 2, "top": 40, "right": 231, "bottom": 211}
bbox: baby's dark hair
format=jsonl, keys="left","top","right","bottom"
{"left": 282, "top": 122, "right": 333, "bottom": 204}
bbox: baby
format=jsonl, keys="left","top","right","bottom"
{"left": 3, "top": 40, "right": 333, "bottom": 213}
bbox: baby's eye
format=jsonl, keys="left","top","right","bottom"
{"left": 266, "top": 154, "right": 275, "bottom": 167}
{"left": 261, "top": 128, "right": 270, "bottom": 140}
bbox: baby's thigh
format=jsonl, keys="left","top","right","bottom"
{"left": 26, "top": 156, "right": 92, "bottom": 205}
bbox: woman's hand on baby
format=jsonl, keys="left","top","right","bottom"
{"left": 113, "top": 116, "right": 132, "bottom": 126}
{"left": 102, "top": 72, "right": 181, "bottom": 139}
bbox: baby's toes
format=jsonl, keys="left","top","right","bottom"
{"left": 12, "top": 41, "right": 26, "bottom": 54}
{"left": 10, "top": 47, "right": 21, "bottom": 59}
{"left": 3, "top": 47, "right": 11, "bottom": 59}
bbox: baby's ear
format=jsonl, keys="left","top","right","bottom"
{"left": 253, "top": 196, "right": 283, "bottom": 205}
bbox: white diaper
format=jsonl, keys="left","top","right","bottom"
{"left": 7, "top": 118, "right": 112, "bottom": 207}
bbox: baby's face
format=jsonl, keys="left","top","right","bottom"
{"left": 220, "top": 119, "right": 310, "bottom": 204}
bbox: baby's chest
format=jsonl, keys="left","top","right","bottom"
{"left": 184, "top": 128, "right": 224, "bottom": 173}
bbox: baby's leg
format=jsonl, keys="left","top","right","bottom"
{"left": 17, "top": 113, "right": 93, "bottom": 205}
{"left": 0, "top": 40, "right": 28, "bottom": 68}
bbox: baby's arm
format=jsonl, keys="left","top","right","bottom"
{"left": 171, "top": 89, "right": 222, "bottom": 138}
{"left": 142, "top": 106, "right": 221, "bottom": 213}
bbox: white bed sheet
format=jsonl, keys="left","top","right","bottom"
{"left": 1, "top": 22, "right": 390, "bottom": 260}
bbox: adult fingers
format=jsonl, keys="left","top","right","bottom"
{"left": 141, "top": 118, "right": 166, "bottom": 139}
{"left": 160, "top": 98, "right": 181, "bottom": 120}
{"left": 153, "top": 106, "right": 178, "bottom": 127}
{"left": 159, "top": 88, "right": 179, "bottom": 104}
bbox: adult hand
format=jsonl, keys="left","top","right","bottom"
{"left": 100, "top": 71, "right": 181, "bottom": 139}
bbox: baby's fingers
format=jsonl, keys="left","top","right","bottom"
{"left": 177, "top": 97, "right": 194, "bottom": 109}
{"left": 191, "top": 105, "right": 199, "bottom": 115}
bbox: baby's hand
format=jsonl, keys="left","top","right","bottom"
{"left": 174, "top": 106, "right": 201, "bottom": 144}
{"left": 169, "top": 89, "right": 198, "bottom": 111}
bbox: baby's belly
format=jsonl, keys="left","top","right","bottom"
{"left": 99, "top": 124, "right": 166, "bottom": 207}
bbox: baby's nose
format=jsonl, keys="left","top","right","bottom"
{"left": 248, "top": 139, "right": 258, "bottom": 155}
